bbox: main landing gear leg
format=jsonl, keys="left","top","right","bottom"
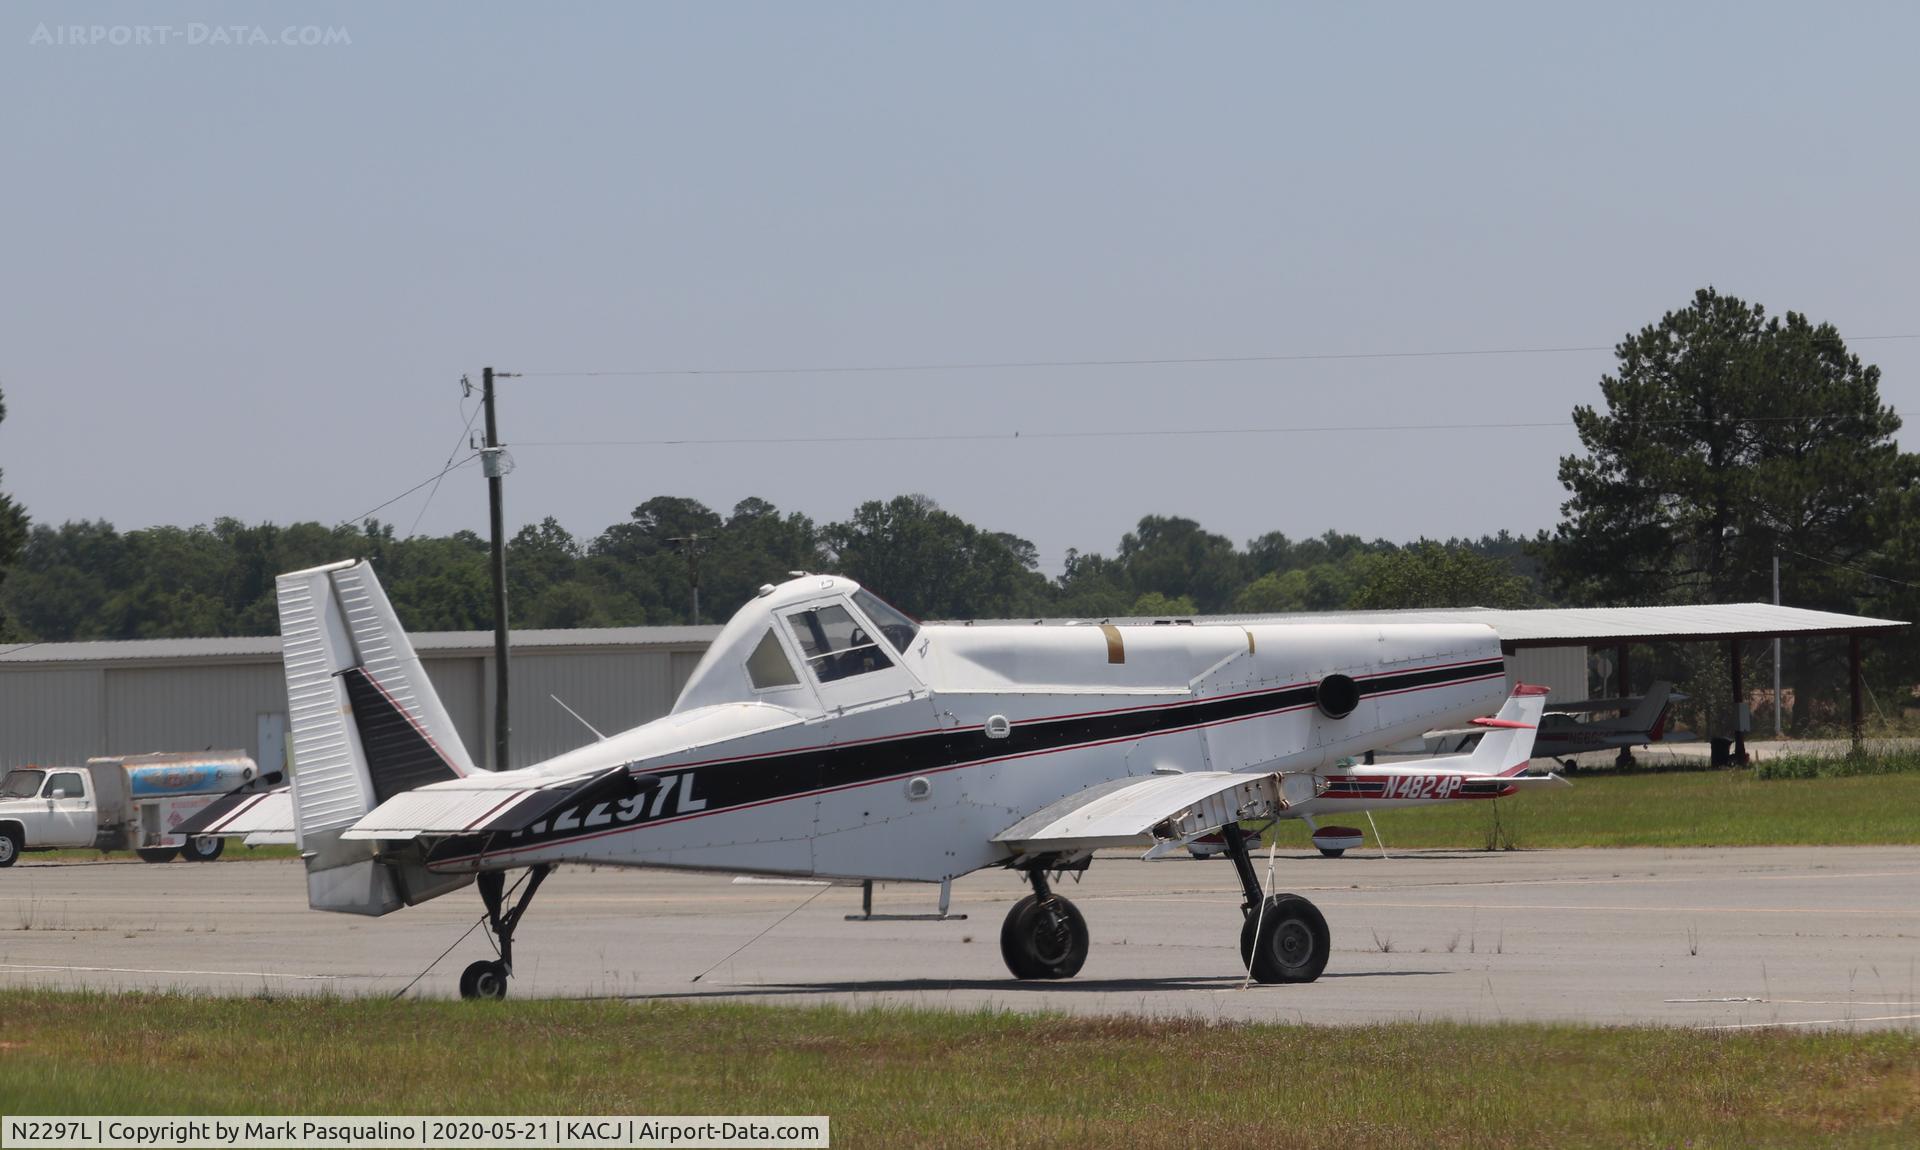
{"left": 1222, "top": 823, "right": 1330, "bottom": 984}
{"left": 1000, "top": 863, "right": 1090, "bottom": 980}
{"left": 461, "top": 864, "right": 551, "bottom": 1001}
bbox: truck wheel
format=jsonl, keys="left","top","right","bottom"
{"left": 136, "top": 847, "right": 179, "bottom": 864}
{"left": 0, "top": 827, "right": 20, "bottom": 868}
{"left": 182, "top": 836, "right": 225, "bottom": 862}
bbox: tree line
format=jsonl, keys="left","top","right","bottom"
{"left": 0, "top": 498, "right": 1543, "bottom": 640}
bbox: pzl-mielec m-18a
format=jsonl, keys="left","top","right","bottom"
{"left": 186, "top": 560, "right": 1533, "bottom": 998}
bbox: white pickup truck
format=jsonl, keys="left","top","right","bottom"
{"left": 0, "top": 751, "right": 260, "bottom": 867}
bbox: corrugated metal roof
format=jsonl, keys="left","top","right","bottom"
{"left": 969, "top": 603, "right": 1909, "bottom": 646}
{"left": 0, "top": 624, "right": 723, "bottom": 665}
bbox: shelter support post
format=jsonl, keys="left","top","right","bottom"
{"left": 1850, "top": 633, "right": 1864, "bottom": 750}
{"left": 1615, "top": 643, "right": 1631, "bottom": 698}
{"left": 1729, "top": 639, "right": 1746, "bottom": 766}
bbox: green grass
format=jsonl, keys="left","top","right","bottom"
{"left": 0, "top": 993, "right": 1915, "bottom": 1148}
{"left": 1288, "top": 770, "right": 1920, "bottom": 850}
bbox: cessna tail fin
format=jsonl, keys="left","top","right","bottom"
{"left": 1626, "top": 681, "right": 1673, "bottom": 738}
{"left": 1463, "top": 684, "right": 1551, "bottom": 775}
{"left": 278, "top": 559, "right": 475, "bottom": 915}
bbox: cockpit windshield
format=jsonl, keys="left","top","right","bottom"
{"left": 852, "top": 589, "right": 920, "bottom": 654}
{"left": 786, "top": 603, "right": 894, "bottom": 683}
{"left": 2, "top": 769, "right": 46, "bottom": 799}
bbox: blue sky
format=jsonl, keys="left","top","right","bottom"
{"left": 3, "top": 2, "right": 1915, "bottom": 571}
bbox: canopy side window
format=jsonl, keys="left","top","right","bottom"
{"left": 44, "top": 771, "right": 85, "bottom": 798}
{"left": 786, "top": 603, "right": 895, "bottom": 684}
{"left": 744, "top": 627, "right": 801, "bottom": 690}
{"left": 852, "top": 589, "right": 920, "bottom": 654}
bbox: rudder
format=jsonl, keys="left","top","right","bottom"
{"left": 278, "top": 559, "right": 474, "bottom": 914}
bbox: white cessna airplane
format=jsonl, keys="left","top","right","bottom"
{"left": 185, "top": 560, "right": 1543, "bottom": 999}
{"left": 1182, "top": 685, "right": 1562, "bottom": 858}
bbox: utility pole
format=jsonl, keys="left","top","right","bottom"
{"left": 479, "top": 366, "right": 517, "bottom": 770}
{"left": 668, "top": 533, "right": 708, "bottom": 624}
{"left": 1772, "top": 552, "right": 1782, "bottom": 739}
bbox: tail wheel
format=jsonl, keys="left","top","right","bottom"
{"left": 0, "top": 827, "right": 20, "bottom": 868}
{"left": 459, "top": 959, "right": 510, "bottom": 1000}
{"left": 136, "top": 847, "right": 179, "bottom": 864}
{"left": 181, "top": 836, "right": 225, "bottom": 862}
{"left": 1240, "top": 893, "right": 1330, "bottom": 984}
{"left": 1000, "top": 893, "right": 1089, "bottom": 979}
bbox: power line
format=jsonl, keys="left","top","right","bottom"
{"left": 512, "top": 333, "right": 1920, "bottom": 381}
{"left": 406, "top": 383, "right": 487, "bottom": 538}
{"left": 1778, "top": 546, "right": 1920, "bottom": 591}
{"left": 512, "top": 412, "right": 1898, "bottom": 451}
{"left": 340, "top": 454, "right": 481, "bottom": 528}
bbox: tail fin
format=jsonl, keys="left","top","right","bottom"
{"left": 278, "top": 559, "right": 474, "bottom": 915}
{"left": 1463, "top": 684, "right": 1551, "bottom": 775}
{"left": 1625, "top": 681, "right": 1673, "bottom": 737}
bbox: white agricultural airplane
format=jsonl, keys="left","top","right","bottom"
{"left": 186, "top": 560, "right": 1545, "bottom": 999}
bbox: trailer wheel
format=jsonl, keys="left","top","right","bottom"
{"left": 0, "top": 826, "right": 20, "bottom": 868}
{"left": 136, "top": 847, "right": 179, "bottom": 864}
{"left": 182, "top": 836, "right": 225, "bottom": 862}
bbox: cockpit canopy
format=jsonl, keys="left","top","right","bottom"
{"left": 674, "top": 575, "right": 922, "bottom": 714}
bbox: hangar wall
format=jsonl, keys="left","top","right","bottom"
{"left": 1504, "top": 646, "right": 1590, "bottom": 704}
{"left": 0, "top": 631, "right": 716, "bottom": 774}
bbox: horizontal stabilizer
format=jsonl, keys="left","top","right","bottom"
{"left": 995, "top": 771, "right": 1287, "bottom": 855}
{"left": 340, "top": 765, "right": 630, "bottom": 841}
{"left": 175, "top": 786, "right": 295, "bottom": 838}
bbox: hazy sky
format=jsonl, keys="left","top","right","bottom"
{"left": 4, "top": 2, "right": 1916, "bottom": 573}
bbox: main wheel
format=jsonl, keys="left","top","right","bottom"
{"left": 1240, "top": 893, "right": 1330, "bottom": 984}
{"left": 459, "top": 959, "right": 509, "bottom": 1000}
{"left": 0, "top": 827, "right": 20, "bottom": 868}
{"left": 181, "top": 836, "right": 225, "bottom": 862}
{"left": 1000, "top": 893, "right": 1089, "bottom": 980}
{"left": 1317, "top": 847, "right": 1347, "bottom": 859}
{"left": 136, "top": 847, "right": 179, "bottom": 864}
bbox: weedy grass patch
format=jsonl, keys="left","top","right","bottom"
{"left": 0, "top": 992, "right": 1916, "bottom": 1148}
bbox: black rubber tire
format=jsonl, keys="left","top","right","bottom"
{"left": 1317, "top": 847, "right": 1347, "bottom": 859}
{"left": 0, "top": 827, "right": 20, "bottom": 868}
{"left": 459, "top": 959, "right": 509, "bottom": 1000}
{"left": 1240, "top": 893, "right": 1331, "bottom": 984}
{"left": 181, "top": 836, "right": 225, "bottom": 862}
{"left": 136, "top": 847, "right": 179, "bottom": 864}
{"left": 1000, "top": 893, "right": 1089, "bottom": 980}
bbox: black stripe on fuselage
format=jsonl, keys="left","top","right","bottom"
{"left": 426, "top": 658, "right": 1506, "bottom": 865}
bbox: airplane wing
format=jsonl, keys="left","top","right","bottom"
{"left": 993, "top": 771, "right": 1287, "bottom": 856}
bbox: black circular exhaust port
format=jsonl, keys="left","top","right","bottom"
{"left": 1315, "top": 673, "right": 1360, "bottom": 719}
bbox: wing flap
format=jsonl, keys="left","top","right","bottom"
{"left": 995, "top": 771, "right": 1286, "bottom": 854}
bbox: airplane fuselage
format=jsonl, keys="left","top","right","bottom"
{"left": 424, "top": 609, "right": 1509, "bottom": 883}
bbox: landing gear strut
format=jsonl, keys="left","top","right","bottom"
{"left": 1000, "top": 865, "right": 1089, "bottom": 979}
{"left": 460, "top": 864, "right": 551, "bottom": 1000}
{"left": 1220, "top": 824, "right": 1329, "bottom": 984}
